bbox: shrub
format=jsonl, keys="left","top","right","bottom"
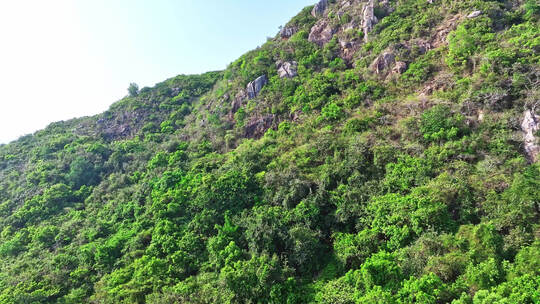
{"left": 446, "top": 17, "right": 495, "bottom": 71}
{"left": 420, "top": 105, "right": 466, "bottom": 143}
{"left": 361, "top": 251, "right": 403, "bottom": 291}
{"left": 128, "top": 83, "right": 139, "bottom": 97}
{"left": 319, "top": 102, "right": 344, "bottom": 122}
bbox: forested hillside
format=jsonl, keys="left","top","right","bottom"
{"left": 0, "top": 0, "right": 539, "bottom": 303}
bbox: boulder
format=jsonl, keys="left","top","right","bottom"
{"left": 280, "top": 26, "right": 297, "bottom": 39}
{"left": 309, "top": 20, "right": 336, "bottom": 46}
{"left": 362, "top": 0, "right": 378, "bottom": 42}
{"left": 370, "top": 51, "right": 395, "bottom": 74}
{"left": 277, "top": 61, "right": 298, "bottom": 78}
{"left": 467, "top": 10, "right": 482, "bottom": 18}
{"left": 246, "top": 75, "right": 268, "bottom": 99}
{"left": 521, "top": 109, "right": 540, "bottom": 162}
{"left": 312, "top": 0, "right": 328, "bottom": 17}
{"left": 392, "top": 61, "right": 408, "bottom": 74}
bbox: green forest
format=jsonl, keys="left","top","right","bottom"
{"left": 0, "top": 0, "right": 539, "bottom": 303}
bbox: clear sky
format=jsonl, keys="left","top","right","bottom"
{"left": 0, "top": 0, "right": 314, "bottom": 144}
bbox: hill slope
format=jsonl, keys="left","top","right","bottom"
{"left": 0, "top": 0, "right": 539, "bottom": 303}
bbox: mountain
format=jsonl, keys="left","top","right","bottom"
{"left": 0, "top": 0, "right": 539, "bottom": 303}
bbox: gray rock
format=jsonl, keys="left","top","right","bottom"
{"left": 277, "top": 61, "right": 298, "bottom": 78}
{"left": 370, "top": 51, "right": 395, "bottom": 74}
{"left": 312, "top": 0, "right": 328, "bottom": 17}
{"left": 362, "top": 0, "right": 378, "bottom": 42}
{"left": 521, "top": 109, "right": 540, "bottom": 162}
{"left": 308, "top": 19, "right": 336, "bottom": 46}
{"left": 280, "top": 26, "right": 297, "bottom": 39}
{"left": 247, "top": 75, "right": 268, "bottom": 99}
{"left": 467, "top": 10, "right": 482, "bottom": 18}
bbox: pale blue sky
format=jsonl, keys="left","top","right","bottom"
{"left": 0, "top": 0, "right": 314, "bottom": 144}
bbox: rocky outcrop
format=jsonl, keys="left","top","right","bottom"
{"left": 340, "top": 0, "right": 352, "bottom": 10}
{"left": 247, "top": 75, "right": 268, "bottom": 99}
{"left": 312, "top": 0, "right": 329, "bottom": 17}
{"left": 280, "top": 26, "right": 297, "bottom": 39}
{"left": 231, "top": 90, "right": 246, "bottom": 114}
{"left": 96, "top": 110, "right": 146, "bottom": 141}
{"left": 430, "top": 14, "right": 460, "bottom": 48}
{"left": 521, "top": 109, "right": 540, "bottom": 162}
{"left": 362, "top": 0, "right": 378, "bottom": 42}
{"left": 277, "top": 61, "right": 298, "bottom": 79}
{"left": 245, "top": 115, "right": 276, "bottom": 138}
{"left": 309, "top": 19, "right": 336, "bottom": 46}
{"left": 413, "top": 39, "right": 433, "bottom": 55}
{"left": 370, "top": 51, "right": 395, "bottom": 74}
{"left": 338, "top": 37, "right": 361, "bottom": 62}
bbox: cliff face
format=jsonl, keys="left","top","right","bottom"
{"left": 0, "top": 0, "right": 539, "bottom": 303}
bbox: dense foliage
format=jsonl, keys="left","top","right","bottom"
{"left": 0, "top": 0, "right": 539, "bottom": 303}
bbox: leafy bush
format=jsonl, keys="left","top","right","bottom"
{"left": 420, "top": 105, "right": 466, "bottom": 142}
{"left": 446, "top": 17, "right": 495, "bottom": 71}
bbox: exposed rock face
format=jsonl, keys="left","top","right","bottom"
{"left": 362, "top": 0, "right": 378, "bottom": 42}
{"left": 370, "top": 51, "right": 395, "bottom": 74}
{"left": 96, "top": 110, "right": 145, "bottom": 140}
{"left": 338, "top": 37, "right": 361, "bottom": 61}
{"left": 521, "top": 109, "right": 540, "bottom": 162}
{"left": 312, "top": 0, "right": 328, "bottom": 17}
{"left": 309, "top": 19, "right": 336, "bottom": 46}
{"left": 393, "top": 61, "right": 408, "bottom": 74}
{"left": 277, "top": 61, "right": 298, "bottom": 78}
{"left": 245, "top": 115, "right": 276, "bottom": 138}
{"left": 231, "top": 90, "right": 246, "bottom": 115}
{"left": 340, "top": 0, "right": 352, "bottom": 9}
{"left": 414, "top": 39, "right": 433, "bottom": 54}
{"left": 467, "top": 10, "right": 482, "bottom": 18}
{"left": 431, "top": 14, "right": 460, "bottom": 48}
{"left": 247, "top": 75, "right": 268, "bottom": 99}
{"left": 280, "top": 26, "right": 297, "bottom": 39}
